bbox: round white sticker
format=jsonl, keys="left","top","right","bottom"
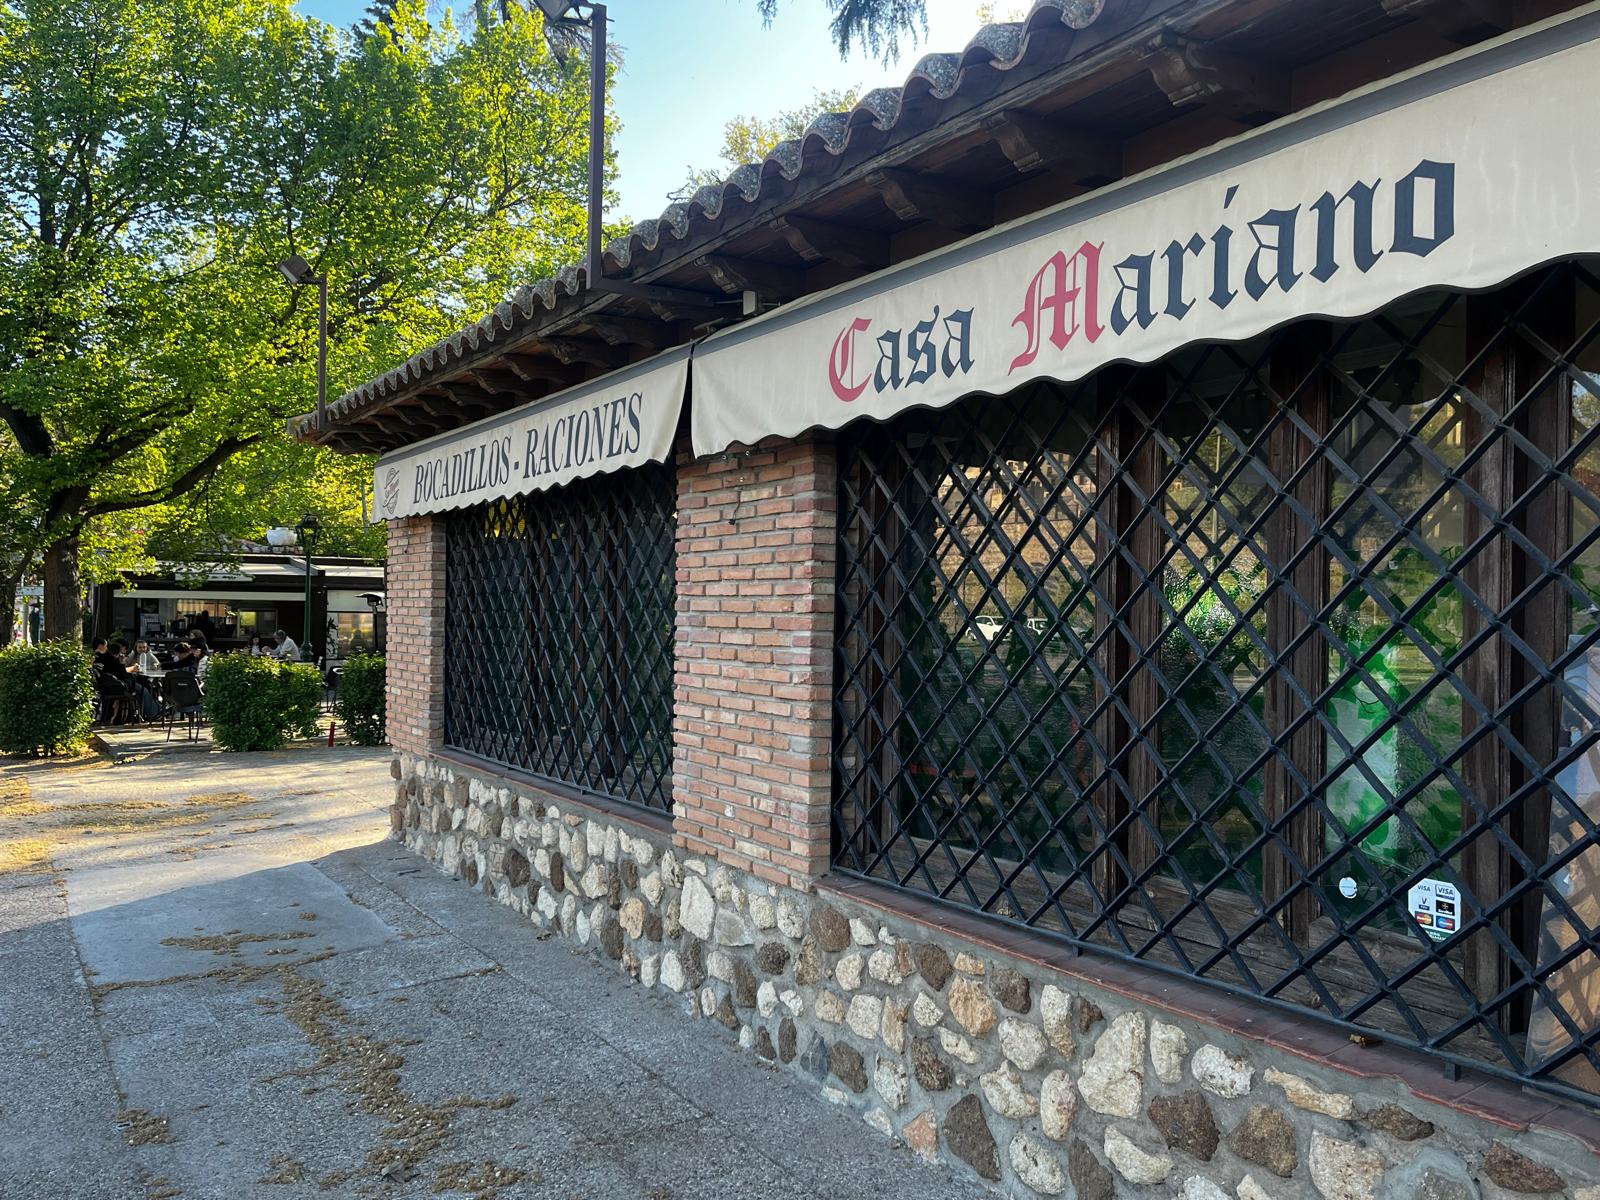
{"left": 1338, "top": 877, "right": 1358, "bottom": 899}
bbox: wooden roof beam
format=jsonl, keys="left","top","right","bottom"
{"left": 981, "top": 111, "right": 1119, "bottom": 181}
{"left": 457, "top": 369, "right": 532, "bottom": 401}
{"left": 1381, "top": 0, "right": 1514, "bottom": 38}
{"left": 1143, "top": 33, "right": 1290, "bottom": 119}
{"left": 770, "top": 214, "right": 890, "bottom": 272}
{"left": 585, "top": 314, "right": 671, "bottom": 349}
{"left": 501, "top": 353, "right": 583, "bottom": 387}
{"left": 545, "top": 338, "right": 627, "bottom": 369}
{"left": 415, "top": 392, "right": 481, "bottom": 423}
{"left": 440, "top": 382, "right": 512, "bottom": 414}
{"left": 364, "top": 410, "right": 415, "bottom": 439}
{"left": 866, "top": 168, "right": 992, "bottom": 234}
{"left": 693, "top": 254, "right": 806, "bottom": 303}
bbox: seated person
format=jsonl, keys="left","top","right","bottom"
{"left": 130, "top": 640, "right": 162, "bottom": 675}
{"left": 169, "top": 641, "right": 198, "bottom": 673}
{"left": 93, "top": 638, "right": 132, "bottom": 685}
{"left": 91, "top": 638, "right": 135, "bottom": 723}
{"left": 271, "top": 630, "right": 301, "bottom": 661}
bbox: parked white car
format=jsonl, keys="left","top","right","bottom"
{"left": 973, "top": 614, "right": 1005, "bottom": 641}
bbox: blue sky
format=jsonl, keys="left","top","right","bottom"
{"left": 295, "top": 0, "right": 1001, "bottom": 223}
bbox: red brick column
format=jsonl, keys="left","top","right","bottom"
{"left": 385, "top": 514, "right": 447, "bottom": 755}
{"left": 672, "top": 437, "right": 836, "bottom": 888}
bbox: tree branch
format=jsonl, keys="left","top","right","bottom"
{"left": 84, "top": 435, "right": 263, "bottom": 519}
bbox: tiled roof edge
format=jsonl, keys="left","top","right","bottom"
{"left": 298, "top": 0, "right": 1109, "bottom": 435}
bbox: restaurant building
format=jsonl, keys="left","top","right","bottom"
{"left": 90, "top": 553, "right": 384, "bottom": 660}
{"left": 296, "top": 1, "right": 1600, "bottom": 1192}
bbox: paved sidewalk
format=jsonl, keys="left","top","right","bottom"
{"left": 0, "top": 748, "right": 991, "bottom": 1200}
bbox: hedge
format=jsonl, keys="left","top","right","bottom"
{"left": 0, "top": 641, "right": 95, "bottom": 757}
{"left": 204, "top": 654, "right": 324, "bottom": 752}
{"left": 335, "top": 653, "right": 386, "bottom": 746}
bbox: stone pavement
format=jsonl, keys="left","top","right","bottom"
{"left": 0, "top": 746, "right": 994, "bottom": 1200}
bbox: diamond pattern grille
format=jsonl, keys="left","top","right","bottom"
{"left": 444, "top": 462, "right": 676, "bottom": 813}
{"left": 834, "top": 262, "right": 1600, "bottom": 1104}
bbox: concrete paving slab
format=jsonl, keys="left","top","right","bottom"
{"left": 73, "top": 861, "right": 394, "bottom": 984}
{"left": 0, "top": 746, "right": 994, "bottom": 1200}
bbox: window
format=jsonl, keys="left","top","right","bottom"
{"left": 332, "top": 612, "right": 376, "bottom": 657}
{"left": 835, "top": 262, "right": 1600, "bottom": 1103}
{"left": 233, "top": 609, "right": 279, "bottom": 640}
{"left": 443, "top": 462, "right": 676, "bottom": 813}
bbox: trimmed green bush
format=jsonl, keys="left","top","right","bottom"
{"left": 335, "top": 653, "right": 386, "bottom": 746}
{"left": 0, "top": 640, "right": 95, "bottom": 757}
{"left": 204, "top": 654, "right": 325, "bottom": 752}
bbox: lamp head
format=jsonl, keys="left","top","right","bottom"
{"left": 277, "top": 254, "right": 315, "bottom": 286}
{"left": 532, "top": 0, "right": 577, "bottom": 19}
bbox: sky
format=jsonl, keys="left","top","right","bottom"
{"left": 294, "top": 0, "right": 1005, "bottom": 223}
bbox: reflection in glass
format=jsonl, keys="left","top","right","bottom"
{"left": 1323, "top": 315, "right": 1466, "bottom": 925}
{"left": 889, "top": 386, "right": 1104, "bottom": 884}
{"left": 1151, "top": 376, "right": 1272, "bottom": 893}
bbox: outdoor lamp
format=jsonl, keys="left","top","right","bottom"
{"left": 294, "top": 513, "right": 323, "bottom": 664}
{"left": 276, "top": 254, "right": 329, "bottom": 433}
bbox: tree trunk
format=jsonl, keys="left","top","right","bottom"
{"left": 42, "top": 535, "right": 83, "bottom": 642}
{"left": 0, "top": 559, "right": 21, "bottom": 648}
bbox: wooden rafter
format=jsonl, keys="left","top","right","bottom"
{"left": 770, "top": 215, "right": 890, "bottom": 272}
{"left": 865, "top": 168, "right": 992, "bottom": 233}
{"left": 981, "top": 110, "right": 1119, "bottom": 180}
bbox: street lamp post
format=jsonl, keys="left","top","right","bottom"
{"left": 294, "top": 514, "right": 322, "bottom": 663}
{"left": 531, "top": 1, "right": 714, "bottom": 308}
{"left": 277, "top": 254, "right": 328, "bottom": 431}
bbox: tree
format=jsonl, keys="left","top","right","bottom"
{"left": 757, "top": 0, "right": 927, "bottom": 63}
{"left": 0, "top": 0, "right": 609, "bottom": 639}
{"left": 673, "top": 86, "right": 862, "bottom": 199}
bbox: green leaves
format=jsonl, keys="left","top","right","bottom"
{"left": 0, "top": 639, "right": 94, "bottom": 756}
{"left": 335, "top": 651, "right": 386, "bottom": 746}
{"left": 0, "top": 0, "right": 605, "bottom": 608}
{"left": 203, "top": 653, "right": 324, "bottom": 752}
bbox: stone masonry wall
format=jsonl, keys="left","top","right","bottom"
{"left": 391, "top": 753, "right": 1600, "bottom": 1200}
{"left": 671, "top": 438, "right": 835, "bottom": 889}
{"left": 383, "top": 515, "right": 446, "bottom": 760}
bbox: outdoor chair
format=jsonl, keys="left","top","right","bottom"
{"left": 162, "top": 672, "right": 206, "bottom": 743}
{"left": 92, "top": 667, "right": 137, "bottom": 727}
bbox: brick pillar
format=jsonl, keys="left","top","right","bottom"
{"left": 385, "top": 514, "right": 447, "bottom": 755}
{"left": 672, "top": 438, "right": 836, "bottom": 888}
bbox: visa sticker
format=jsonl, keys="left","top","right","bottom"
{"left": 1408, "top": 878, "right": 1461, "bottom": 942}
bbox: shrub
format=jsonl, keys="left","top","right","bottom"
{"left": 335, "top": 653, "right": 387, "bottom": 746}
{"left": 0, "top": 640, "right": 95, "bottom": 757}
{"left": 204, "top": 654, "right": 325, "bottom": 752}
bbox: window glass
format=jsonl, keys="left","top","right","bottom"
{"left": 1321, "top": 300, "right": 1467, "bottom": 927}
{"left": 834, "top": 382, "right": 1109, "bottom": 919}
{"left": 333, "top": 612, "right": 376, "bottom": 657}
{"left": 443, "top": 466, "right": 676, "bottom": 812}
{"left": 1148, "top": 352, "right": 1274, "bottom": 895}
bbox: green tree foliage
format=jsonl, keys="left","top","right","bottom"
{"left": 673, "top": 86, "right": 861, "bottom": 199}
{"left": 0, "top": 0, "right": 611, "bottom": 638}
{"left": 204, "top": 653, "right": 323, "bottom": 751}
{"left": 335, "top": 652, "right": 387, "bottom": 746}
{"left": 758, "top": 0, "right": 927, "bottom": 62}
{"left": 0, "top": 640, "right": 93, "bottom": 756}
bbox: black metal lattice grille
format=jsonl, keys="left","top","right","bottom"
{"left": 834, "top": 262, "right": 1600, "bottom": 1103}
{"left": 444, "top": 462, "right": 676, "bottom": 812}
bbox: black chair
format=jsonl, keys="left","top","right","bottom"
{"left": 163, "top": 672, "right": 206, "bottom": 742}
{"left": 92, "top": 667, "right": 136, "bottom": 726}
